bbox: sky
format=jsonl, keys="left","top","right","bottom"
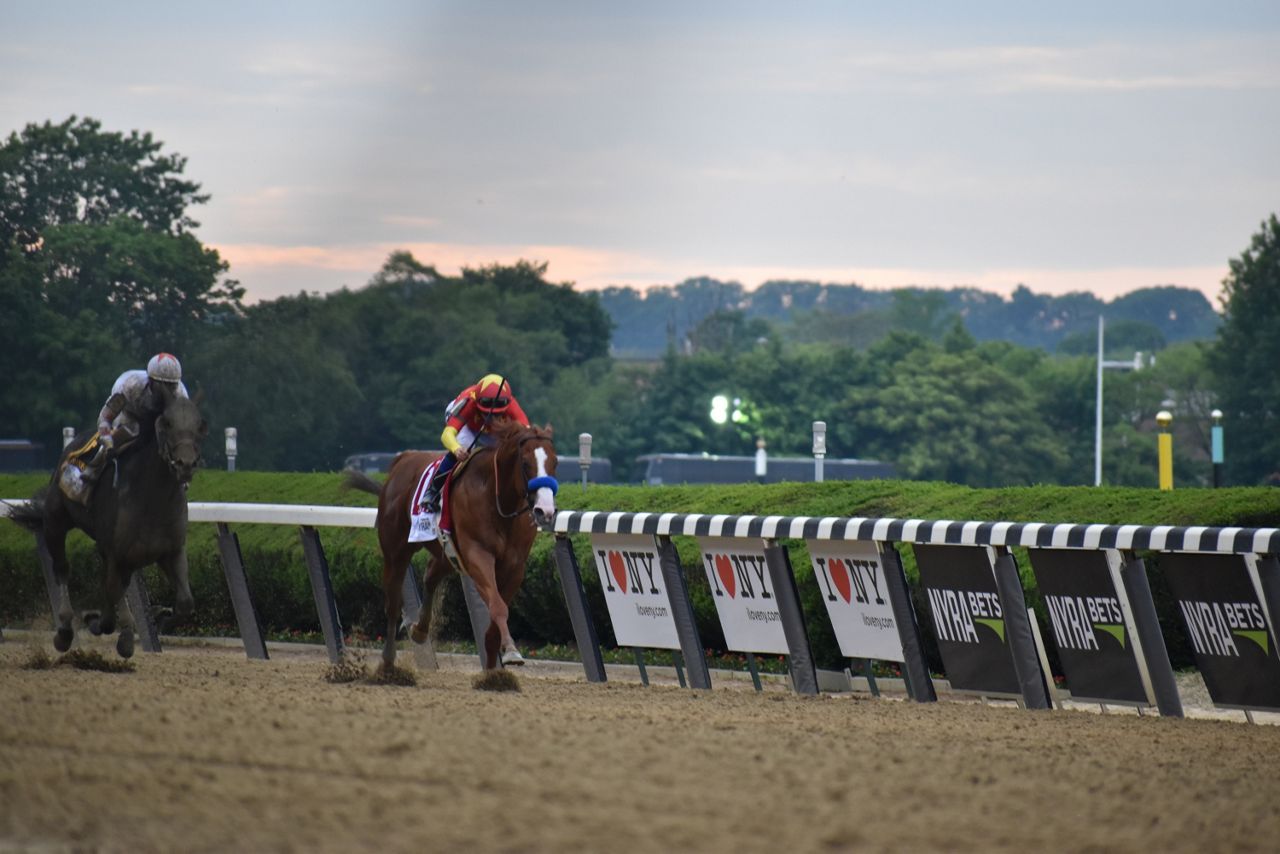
{"left": 3, "top": 1, "right": 1278, "bottom": 306}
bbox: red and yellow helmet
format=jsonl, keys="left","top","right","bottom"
{"left": 474, "top": 374, "right": 512, "bottom": 413}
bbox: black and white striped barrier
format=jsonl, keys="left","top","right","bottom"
{"left": 547, "top": 511, "right": 1280, "bottom": 717}
{"left": 549, "top": 510, "right": 1280, "bottom": 554}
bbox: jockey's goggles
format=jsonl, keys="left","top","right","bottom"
{"left": 478, "top": 395, "right": 510, "bottom": 410}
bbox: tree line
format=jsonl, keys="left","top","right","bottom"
{"left": 3, "top": 117, "right": 1277, "bottom": 486}
{"left": 599, "top": 277, "right": 1219, "bottom": 360}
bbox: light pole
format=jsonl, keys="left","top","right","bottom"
{"left": 1211, "top": 409, "right": 1224, "bottom": 488}
{"left": 1156, "top": 410, "right": 1173, "bottom": 490}
{"left": 812, "top": 421, "right": 826, "bottom": 483}
{"left": 578, "top": 432, "right": 592, "bottom": 491}
{"left": 1095, "top": 315, "right": 1147, "bottom": 486}
{"left": 224, "top": 427, "right": 238, "bottom": 473}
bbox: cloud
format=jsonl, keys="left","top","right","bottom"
{"left": 736, "top": 39, "right": 1280, "bottom": 96}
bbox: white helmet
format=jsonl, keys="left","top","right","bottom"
{"left": 147, "top": 352, "right": 182, "bottom": 384}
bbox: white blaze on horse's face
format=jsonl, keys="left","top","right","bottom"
{"left": 532, "top": 447, "right": 556, "bottom": 521}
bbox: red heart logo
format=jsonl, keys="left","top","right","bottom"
{"left": 828, "top": 558, "right": 852, "bottom": 604}
{"left": 714, "top": 554, "right": 736, "bottom": 598}
{"left": 608, "top": 551, "right": 628, "bottom": 593}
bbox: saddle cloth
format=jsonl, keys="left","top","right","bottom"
{"left": 408, "top": 459, "right": 443, "bottom": 543}
{"left": 407, "top": 456, "right": 462, "bottom": 543}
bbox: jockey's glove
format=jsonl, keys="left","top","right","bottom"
{"left": 98, "top": 430, "right": 114, "bottom": 450}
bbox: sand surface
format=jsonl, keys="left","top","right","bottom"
{"left": 2, "top": 634, "right": 1280, "bottom": 853}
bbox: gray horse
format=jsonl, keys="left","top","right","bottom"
{"left": 9, "top": 392, "right": 207, "bottom": 657}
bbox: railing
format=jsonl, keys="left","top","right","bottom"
{"left": 7, "top": 498, "right": 1280, "bottom": 719}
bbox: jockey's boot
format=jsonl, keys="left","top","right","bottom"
{"left": 82, "top": 444, "right": 111, "bottom": 482}
{"left": 421, "top": 466, "right": 448, "bottom": 513}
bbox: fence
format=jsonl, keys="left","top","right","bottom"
{"left": 6, "top": 499, "right": 1280, "bottom": 719}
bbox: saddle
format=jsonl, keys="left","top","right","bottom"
{"left": 58, "top": 434, "right": 104, "bottom": 503}
{"left": 65, "top": 433, "right": 102, "bottom": 469}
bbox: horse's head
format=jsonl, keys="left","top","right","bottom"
{"left": 496, "top": 421, "right": 558, "bottom": 526}
{"left": 154, "top": 395, "right": 209, "bottom": 485}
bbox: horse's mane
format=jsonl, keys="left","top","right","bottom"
{"left": 489, "top": 419, "right": 554, "bottom": 446}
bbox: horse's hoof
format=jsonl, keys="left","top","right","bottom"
{"left": 410, "top": 625, "right": 429, "bottom": 645}
{"left": 85, "top": 612, "right": 102, "bottom": 635}
{"left": 501, "top": 649, "right": 525, "bottom": 667}
{"left": 116, "top": 630, "right": 135, "bottom": 659}
{"left": 54, "top": 628, "right": 73, "bottom": 653}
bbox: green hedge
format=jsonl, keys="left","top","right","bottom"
{"left": 5, "top": 472, "right": 1279, "bottom": 672}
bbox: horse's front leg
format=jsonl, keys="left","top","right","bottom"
{"left": 150, "top": 550, "right": 193, "bottom": 634}
{"left": 160, "top": 549, "right": 194, "bottom": 621}
{"left": 495, "top": 557, "right": 528, "bottom": 668}
{"left": 459, "top": 547, "right": 517, "bottom": 670}
{"left": 98, "top": 559, "right": 136, "bottom": 658}
{"left": 44, "top": 531, "right": 75, "bottom": 652}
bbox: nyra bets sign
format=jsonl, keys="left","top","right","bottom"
{"left": 807, "top": 540, "right": 905, "bottom": 662}
{"left": 697, "top": 536, "right": 789, "bottom": 655}
{"left": 1026, "top": 548, "right": 1148, "bottom": 705}
{"left": 914, "top": 543, "right": 1020, "bottom": 696}
{"left": 1160, "top": 552, "right": 1280, "bottom": 711}
{"left": 589, "top": 533, "right": 681, "bottom": 650}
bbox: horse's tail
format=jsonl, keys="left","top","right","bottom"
{"left": 341, "top": 468, "right": 383, "bottom": 497}
{"left": 5, "top": 488, "right": 48, "bottom": 534}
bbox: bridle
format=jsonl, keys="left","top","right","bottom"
{"left": 493, "top": 432, "right": 558, "bottom": 519}
{"left": 154, "top": 406, "right": 203, "bottom": 483}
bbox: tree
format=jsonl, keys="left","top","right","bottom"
{"left": 831, "top": 334, "right": 1070, "bottom": 485}
{"left": 0, "top": 116, "right": 207, "bottom": 251}
{"left": 0, "top": 117, "right": 244, "bottom": 460}
{"left": 187, "top": 297, "right": 364, "bottom": 472}
{"left": 0, "top": 245, "right": 128, "bottom": 454}
{"left": 1208, "top": 214, "right": 1280, "bottom": 484}
{"left": 1056, "top": 319, "right": 1166, "bottom": 357}
{"left": 888, "top": 289, "right": 957, "bottom": 339}
{"left": 686, "top": 310, "right": 774, "bottom": 355}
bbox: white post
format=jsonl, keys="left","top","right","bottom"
{"left": 578, "top": 432, "right": 592, "bottom": 490}
{"left": 812, "top": 421, "right": 827, "bottom": 483}
{"left": 1095, "top": 315, "right": 1104, "bottom": 486}
{"left": 754, "top": 438, "right": 767, "bottom": 484}
{"left": 62, "top": 426, "right": 75, "bottom": 449}
{"left": 1094, "top": 316, "right": 1147, "bottom": 487}
{"left": 224, "top": 427, "right": 238, "bottom": 473}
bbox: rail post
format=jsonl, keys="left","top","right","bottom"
{"left": 1120, "top": 553, "right": 1183, "bottom": 717}
{"left": 552, "top": 535, "right": 607, "bottom": 683}
{"left": 656, "top": 535, "right": 712, "bottom": 689}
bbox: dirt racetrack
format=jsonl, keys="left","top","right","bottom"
{"left": 2, "top": 635, "right": 1279, "bottom": 853}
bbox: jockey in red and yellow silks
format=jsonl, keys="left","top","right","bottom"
{"left": 420, "top": 374, "right": 529, "bottom": 512}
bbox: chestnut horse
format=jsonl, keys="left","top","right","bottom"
{"left": 344, "top": 420, "right": 558, "bottom": 671}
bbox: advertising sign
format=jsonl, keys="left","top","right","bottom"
{"left": 807, "top": 539, "right": 905, "bottom": 662}
{"left": 1027, "top": 548, "right": 1149, "bottom": 705}
{"left": 589, "top": 533, "right": 680, "bottom": 650}
{"left": 914, "top": 543, "right": 1020, "bottom": 695}
{"left": 1160, "top": 552, "right": 1280, "bottom": 710}
{"left": 697, "top": 536, "right": 789, "bottom": 655}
